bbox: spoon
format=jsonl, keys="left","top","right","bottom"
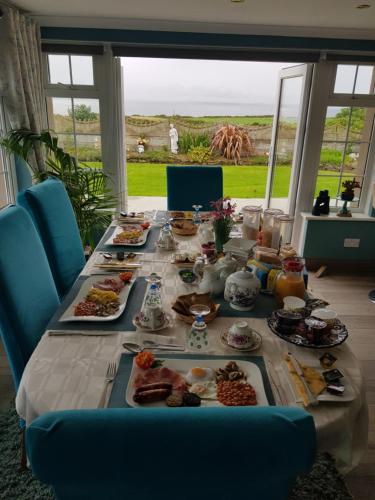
{"left": 122, "top": 341, "right": 185, "bottom": 353}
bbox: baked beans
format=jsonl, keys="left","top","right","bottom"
{"left": 217, "top": 381, "right": 257, "bottom": 406}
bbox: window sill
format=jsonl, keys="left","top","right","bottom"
{"left": 300, "top": 211, "right": 375, "bottom": 222}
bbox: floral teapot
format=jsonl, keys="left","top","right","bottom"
{"left": 224, "top": 266, "right": 260, "bottom": 311}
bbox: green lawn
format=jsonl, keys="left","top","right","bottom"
{"left": 87, "top": 162, "right": 340, "bottom": 198}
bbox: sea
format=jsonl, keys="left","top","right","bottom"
{"left": 124, "top": 100, "right": 291, "bottom": 117}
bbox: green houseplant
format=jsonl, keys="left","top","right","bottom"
{"left": 1, "top": 129, "right": 117, "bottom": 248}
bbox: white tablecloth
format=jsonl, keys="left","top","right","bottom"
{"left": 16, "top": 228, "right": 368, "bottom": 474}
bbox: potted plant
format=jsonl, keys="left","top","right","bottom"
{"left": 210, "top": 197, "right": 236, "bottom": 253}
{"left": 341, "top": 178, "right": 361, "bottom": 201}
{"left": 1, "top": 129, "right": 117, "bottom": 248}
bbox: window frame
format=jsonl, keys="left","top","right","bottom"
{"left": 313, "top": 62, "right": 375, "bottom": 214}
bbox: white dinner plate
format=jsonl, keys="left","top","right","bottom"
{"left": 105, "top": 226, "right": 150, "bottom": 247}
{"left": 125, "top": 357, "right": 270, "bottom": 408}
{"left": 59, "top": 275, "right": 135, "bottom": 322}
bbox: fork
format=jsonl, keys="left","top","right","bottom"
{"left": 98, "top": 362, "right": 117, "bottom": 408}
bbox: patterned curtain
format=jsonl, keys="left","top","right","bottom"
{"left": 0, "top": 5, "right": 45, "bottom": 172}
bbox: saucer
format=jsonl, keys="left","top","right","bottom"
{"left": 220, "top": 329, "right": 262, "bottom": 352}
{"left": 133, "top": 312, "right": 172, "bottom": 332}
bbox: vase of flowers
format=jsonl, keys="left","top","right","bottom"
{"left": 210, "top": 197, "right": 236, "bottom": 253}
{"left": 338, "top": 178, "right": 361, "bottom": 217}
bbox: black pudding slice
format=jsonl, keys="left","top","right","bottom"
{"left": 183, "top": 392, "right": 201, "bottom": 407}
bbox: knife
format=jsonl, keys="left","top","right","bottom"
{"left": 288, "top": 352, "right": 318, "bottom": 406}
{"left": 266, "top": 359, "right": 288, "bottom": 406}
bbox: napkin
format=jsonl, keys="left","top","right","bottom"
{"left": 284, "top": 354, "right": 326, "bottom": 407}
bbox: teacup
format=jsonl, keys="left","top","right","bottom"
{"left": 311, "top": 308, "right": 337, "bottom": 327}
{"left": 283, "top": 296, "right": 306, "bottom": 312}
{"left": 227, "top": 321, "right": 255, "bottom": 349}
{"left": 139, "top": 305, "right": 166, "bottom": 330}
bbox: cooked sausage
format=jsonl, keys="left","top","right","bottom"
{"left": 135, "top": 383, "right": 173, "bottom": 395}
{"left": 133, "top": 388, "right": 171, "bottom": 404}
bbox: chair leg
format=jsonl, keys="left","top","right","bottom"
{"left": 20, "top": 428, "right": 27, "bottom": 470}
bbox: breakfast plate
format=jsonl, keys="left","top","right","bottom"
{"left": 125, "top": 357, "right": 270, "bottom": 408}
{"left": 59, "top": 275, "right": 135, "bottom": 322}
{"left": 105, "top": 226, "right": 150, "bottom": 247}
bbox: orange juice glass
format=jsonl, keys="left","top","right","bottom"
{"left": 274, "top": 257, "right": 306, "bottom": 307}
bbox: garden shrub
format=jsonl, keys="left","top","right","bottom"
{"left": 178, "top": 132, "right": 211, "bottom": 154}
{"left": 187, "top": 145, "right": 211, "bottom": 164}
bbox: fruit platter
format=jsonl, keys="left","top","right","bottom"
{"left": 267, "top": 309, "right": 348, "bottom": 349}
{"left": 106, "top": 222, "right": 151, "bottom": 246}
{"left": 59, "top": 273, "right": 135, "bottom": 322}
{"left": 126, "top": 354, "right": 270, "bottom": 408}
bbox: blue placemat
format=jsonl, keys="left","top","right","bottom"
{"left": 217, "top": 293, "right": 278, "bottom": 318}
{"left": 47, "top": 276, "right": 147, "bottom": 332}
{"left": 108, "top": 353, "right": 275, "bottom": 408}
{"left": 96, "top": 225, "right": 160, "bottom": 253}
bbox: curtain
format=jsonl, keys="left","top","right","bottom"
{"left": 0, "top": 4, "right": 45, "bottom": 172}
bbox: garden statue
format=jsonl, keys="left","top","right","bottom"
{"left": 169, "top": 124, "right": 178, "bottom": 154}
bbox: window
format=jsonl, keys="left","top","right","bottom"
{"left": 0, "top": 99, "right": 14, "bottom": 208}
{"left": 44, "top": 54, "right": 103, "bottom": 165}
{"left": 314, "top": 64, "right": 375, "bottom": 210}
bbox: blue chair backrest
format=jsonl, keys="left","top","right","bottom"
{"left": 167, "top": 165, "right": 223, "bottom": 211}
{"left": 26, "top": 406, "right": 315, "bottom": 500}
{"left": 0, "top": 205, "right": 60, "bottom": 388}
{"left": 17, "top": 177, "right": 86, "bottom": 298}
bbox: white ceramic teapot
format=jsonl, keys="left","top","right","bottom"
{"left": 224, "top": 267, "right": 260, "bottom": 311}
{"left": 216, "top": 252, "right": 238, "bottom": 281}
{"left": 199, "top": 263, "right": 225, "bottom": 297}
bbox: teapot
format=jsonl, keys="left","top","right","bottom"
{"left": 216, "top": 252, "right": 238, "bottom": 281}
{"left": 199, "top": 263, "right": 225, "bottom": 297}
{"left": 224, "top": 267, "right": 260, "bottom": 311}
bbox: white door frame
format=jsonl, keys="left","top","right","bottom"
{"left": 265, "top": 64, "right": 313, "bottom": 215}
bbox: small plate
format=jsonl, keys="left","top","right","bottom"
{"left": 132, "top": 313, "right": 173, "bottom": 332}
{"left": 220, "top": 330, "right": 262, "bottom": 352}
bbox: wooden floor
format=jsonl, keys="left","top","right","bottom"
{"left": 0, "top": 271, "right": 374, "bottom": 498}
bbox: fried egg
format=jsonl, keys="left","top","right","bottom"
{"left": 185, "top": 367, "right": 215, "bottom": 385}
{"left": 189, "top": 381, "right": 217, "bottom": 400}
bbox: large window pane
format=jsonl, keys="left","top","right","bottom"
{"left": 355, "top": 65, "right": 374, "bottom": 94}
{"left": 319, "top": 142, "right": 345, "bottom": 173}
{"left": 47, "top": 97, "right": 74, "bottom": 133}
{"left": 56, "top": 134, "right": 75, "bottom": 156}
{"left": 343, "top": 142, "right": 369, "bottom": 174}
{"left": 315, "top": 175, "right": 341, "bottom": 200}
{"left": 48, "top": 55, "right": 71, "bottom": 85}
{"left": 76, "top": 134, "right": 102, "bottom": 163}
{"left": 347, "top": 107, "right": 374, "bottom": 142}
{"left": 73, "top": 98, "right": 100, "bottom": 133}
{"left": 323, "top": 107, "right": 349, "bottom": 142}
{"left": 334, "top": 65, "right": 356, "bottom": 94}
{"left": 71, "top": 56, "right": 94, "bottom": 85}
{"left": 269, "top": 75, "right": 302, "bottom": 210}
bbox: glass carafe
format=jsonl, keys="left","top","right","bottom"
{"left": 274, "top": 257, "right": 305, "bottom": 307}
{"left": 271, "top": 215, "right": 294, "bottom": 249}
{"left": 261, "top": 208, "right": 283, "bottom": 248}
{"left": 242, "top": 205, "right": 262, "bottom": 241}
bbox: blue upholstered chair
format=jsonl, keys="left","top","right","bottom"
{"left": 17, "top": 177, "right": 86, "bottom": 298}
{"left": 26, "top": 406, "right": 315, "bottom": 500}
{"left": 167, "top": 165, "right": 223, "bottom": 211}
{"left": 0, "top": 205, "right": 60, "bottom": 389}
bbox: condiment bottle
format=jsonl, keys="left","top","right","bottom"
{"left": 187, "top": 314, "right": 209, "bottom": 351}
{"left": 274, "top": 257, "right": 306, "bottom": 307}
{"left": 261, "top": 208, "right": 283, "bottom": 248}
{"left": 242, "top": 205, "right": 262, "bottom": 241}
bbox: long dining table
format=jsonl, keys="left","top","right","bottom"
{"left": 16, "top": 213, "right": 368, "bottom": 474}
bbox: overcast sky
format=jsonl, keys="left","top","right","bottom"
{"left": 121, "top": 58, "right": 296, "bottom": 116}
